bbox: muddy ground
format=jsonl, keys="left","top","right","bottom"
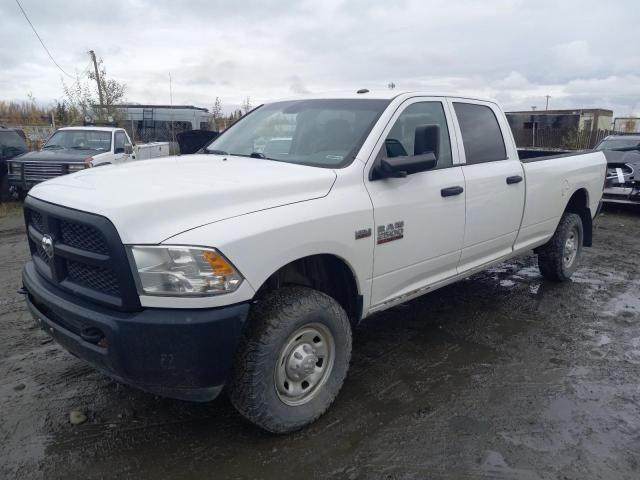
{"left": 1, "top": 205, "right": 639, "bottom": 480}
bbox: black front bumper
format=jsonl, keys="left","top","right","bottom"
{"left": 23, "top": 261, "right": 250, "bottom": 402}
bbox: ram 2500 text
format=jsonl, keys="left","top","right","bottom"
{"left": 20, "top": 92, "right": 606, "bottom": 433}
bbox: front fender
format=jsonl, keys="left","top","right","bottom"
{"left": 166, "top": 192, "right": 375, "bottom": 311}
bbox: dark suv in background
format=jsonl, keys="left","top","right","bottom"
{"left": 0, "top": 127, "right": 28, "bottom": 201}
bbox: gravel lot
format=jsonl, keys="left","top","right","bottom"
{"left": 1, "top": 204, "right": 639, "bottom": 480}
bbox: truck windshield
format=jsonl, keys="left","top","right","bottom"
{"left": 595, "top": 138, "right": 640, "bottom": 151}
{"left": 205, "top": 99, "right": 390, "bottom": 167}
{"left": 44, "top": 130, "right": 112, "bottom": 151}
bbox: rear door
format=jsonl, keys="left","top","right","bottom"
{"left": 449, "top": 99, "right": 525, "bottom": 272}
{"left": 366, "top": 97, "right": 466, "bottom": 308}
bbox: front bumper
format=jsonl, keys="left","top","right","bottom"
{"left": 23, "top": 261, "right": 250, "bottom": 402}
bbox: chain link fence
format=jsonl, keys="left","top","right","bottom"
{"left": 511, "top": 127, "right": 621, "bottom": 150}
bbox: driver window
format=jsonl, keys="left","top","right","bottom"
{"left": 115, "top": 132, "right": 126, "bottom": 153}
{"left": 382, "top": 101, "right": 452, "bottom": 169}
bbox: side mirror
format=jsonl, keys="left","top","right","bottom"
{"left": 373, "top": 152, "right": 437, "bottom": 180}
{"left": 124, "top": 143, "right": 133, "bottom": 154}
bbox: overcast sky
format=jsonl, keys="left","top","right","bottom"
{"left": 1, "top": 0, "right": 639, "bottom": 115}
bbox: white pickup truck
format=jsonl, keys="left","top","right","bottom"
{"left": 7, "top": 126, "right": 168, "bottom": 198}
{"left": 20, "top": 92, "right": 606, "bottom": 433}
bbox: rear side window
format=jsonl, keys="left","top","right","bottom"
{"left": 453, "top": 102, "right": 507, "bottom": 164}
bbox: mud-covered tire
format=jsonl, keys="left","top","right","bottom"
{"left": 537, "top": 212, "right": 584, "bottom": 281}
{"left": 228, "top": 286, "right": 352, "bottom": 433}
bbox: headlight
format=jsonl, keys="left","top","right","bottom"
{"left": 68, "top": 157, "right": 92, "bottom": 172}
{"left": 129, "top": 246, "right": 243, "bottom": 296}
{"left": 67, "top": 163, "right": 86, "bottom": 173}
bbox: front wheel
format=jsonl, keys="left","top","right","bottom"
{"left": 537, "top": 212, "right": 584, "bottom": 281}
{"left": 228, "top": 286, "right": 352, "bottom": 433}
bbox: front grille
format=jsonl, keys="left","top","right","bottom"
{"left": 31, "top": 210, "right": 45, "bottom": 232}
{"left": 66, "top": 260, "right": 121, "bottom": 296}
{"left": 24, "top": 197, "right": 141, "bottom": 311}
{"left": 35, "top": 242, "right": 52, "bottom": 266}
{"left": 60, "top": 220, "right": 109, "bottom": 254}
{"left": 22, "top": 162, "right": 65, "bottom": 181}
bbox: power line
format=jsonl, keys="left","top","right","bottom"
{"left": 15, "top": 0, "right": 75, "bottom": 79}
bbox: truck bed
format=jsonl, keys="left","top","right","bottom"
{"left": 514, "top": 151, "right": 606, "bottom": 252}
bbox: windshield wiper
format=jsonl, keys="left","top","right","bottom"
{"left": 610, "top": 146, "right": 640, "bottom": 152}
{"left": 205, "top": 150, "right": 272, "bottom": 160}
{"left": 71, "top": 146, "right": 92, "bottom": 150}
{"left": 229, "top": 152, "right": 266, "bottom": 159}
{"left": 43, "top": 144, "right": 63, "bottom": 149}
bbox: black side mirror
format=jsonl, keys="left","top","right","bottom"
{"left": 373, "top": 152, "right": 437, "bottom": 180}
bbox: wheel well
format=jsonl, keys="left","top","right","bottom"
{"left": 255, "top": 254, "right": 362, "bottom": 324}
{"left": 564, "top": 188, "right": 592, "bottom": 246}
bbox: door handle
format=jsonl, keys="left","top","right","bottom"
{"left": 441, "top": 186, "right": 464, "bottom": 197}
{"left": 506, "top": 175, "right": 523, "bottom": 185}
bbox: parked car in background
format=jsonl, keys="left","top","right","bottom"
{"left": 594, "top": 134, "right": 640, "bottom": 204}
{"left": 7, "top": 126, "right": 168, "bottom": 198}
{"left": 21, "top": 91, "right": 605, "bottom": 433}
{"left": 0, "top": 126, "right": 29, "bottom": 201}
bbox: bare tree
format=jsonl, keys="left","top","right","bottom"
{"left": 242, "top": 96, "right": 252, "bottom": 114}
{"left": 61, "top": 55, "right": 126, "bottom": 124}
{"left": 88, "top": 57, "right": 126, "bottom": 119}
{"left": 61, "top": 74, "right": 95, "bottom": 124}
{"left": 211, "top": 96, "right": 223, "bottom": 130}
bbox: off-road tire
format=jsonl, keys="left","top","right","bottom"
{"left": 228, "top": 286, "right": 352, "bottom": 433}
{"left": 537, "top": 212, "right": 584, "bottom": 281}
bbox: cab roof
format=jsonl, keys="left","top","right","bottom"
{"left": 270, "top": 90, "right": 498, "bottom": 104}
{"left": 58, "top": 126, "right": 123, "bottom": 132}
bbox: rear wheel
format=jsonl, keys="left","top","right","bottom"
{"left": 537, "top": 212, "right": 584, "bottom": 281}
{"left": 229, "top": 286, "right": 352, "bottom": 433}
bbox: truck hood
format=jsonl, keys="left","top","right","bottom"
{"left": 12, "top": 148, "right": 97, "bottom": 162}
{"left": 28, "top": 154, "right": 337, "bottom": 243}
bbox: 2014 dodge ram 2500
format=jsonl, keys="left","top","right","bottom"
{"left": 21, "top": 92, "right": 606, "bottom": 433}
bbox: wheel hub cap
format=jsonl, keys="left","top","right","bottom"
{"left": 286, "top": 344, "right": 319, "bottom": 381}
{"left": 563, "top": 228, "right": 579, "bottom": 267}
{"left": 274, "top": 323, "right": 335, "bottom": 406}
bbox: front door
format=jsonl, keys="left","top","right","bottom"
{"left": 366, "top": 98, "right": 466, "bottom": 308}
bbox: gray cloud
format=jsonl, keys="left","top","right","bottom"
{"left": 2, "top": 0, "right": 639, "bottom": 116}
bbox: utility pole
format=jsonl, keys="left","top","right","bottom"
{"left": 89, "top": 50, "right": 104, "bottom": 106}
{"left": 545, "top": 95, "right": 551, "bottom": 110}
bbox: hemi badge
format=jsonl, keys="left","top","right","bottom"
{"left": 355, "top": 228, "right": 372, "bottom": 240}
